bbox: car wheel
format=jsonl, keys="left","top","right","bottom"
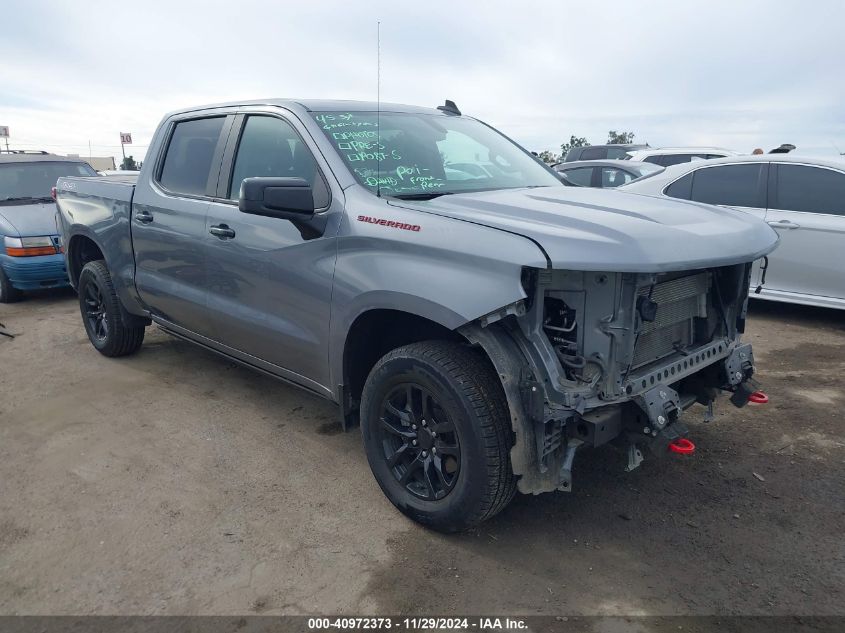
{"left": 0, "top": 266, "right": 22, "bottom": 303}
{"left": 360, "top": 340, "right": 516, "bottom": 532}
{"left": 78, "top": 260, "right": 145, "bottom": 357}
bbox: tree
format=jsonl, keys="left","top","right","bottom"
{"left": 120, "top": 155, "right": 138, "bottom": 170}
{"left": 560, "top": 135, "right": 590, "bottom": 159}
{"left": 607, "top": 130, "right": 635, "bottom": 144}
{"left": 537, "top": 150, "right": 559, "bottom": 164}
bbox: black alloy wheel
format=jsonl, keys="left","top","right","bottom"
{"left": 83, "top": 278, "right": 109, "bottom": 342}
{"left": 377, "top": 383, "right": 461, "bottom": 500}
{"left": 360, "top": 341, "right": 517, "bottom": 532}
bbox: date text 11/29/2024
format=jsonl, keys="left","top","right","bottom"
{"left": 308, "top": 617, "right": 528, "bottom": 630}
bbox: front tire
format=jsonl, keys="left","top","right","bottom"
{"left": 360, "top": 341, "right": 516, "bottom": 532}
{"left": 78, "top": 260, "right": 145, "bottom": 357}
{"left": 0, "top": 266, "right": 22, "bottom": 303}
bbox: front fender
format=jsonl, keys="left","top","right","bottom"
{"left": 328, "top": 193, "right": 548, "bottom": 392}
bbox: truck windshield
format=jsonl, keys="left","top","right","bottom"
{"left": 311, "top": 111, "right": 561, "bottom": 198}
{"left": 0, "top": 161, "right": 97, "bottom": 204}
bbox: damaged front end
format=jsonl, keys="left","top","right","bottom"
{"left": 462, "top": 262, "right": 764, "bottom": 495}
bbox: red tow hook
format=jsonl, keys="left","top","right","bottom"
{"left": 668, "top": 438, "right": 696, "bottom": 455}
{"left": 748, "top": 391, "right": 769, "bottom": 405}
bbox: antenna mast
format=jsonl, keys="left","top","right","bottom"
{"left": 376, "top": 20, "right": 381, "bottom": 198}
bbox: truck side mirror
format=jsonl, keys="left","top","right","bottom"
{"left": 238, "top": 177, "right": 315, "bottom": 219}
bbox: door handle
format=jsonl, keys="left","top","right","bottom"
{"left": 767, "top": 219, "right": 800, "bottom": 229}
{"left": 209, "top": 224, "right": 236, "bottom": 239}
{"left": 135, "top": 210, "right": 154, "bottom": 223}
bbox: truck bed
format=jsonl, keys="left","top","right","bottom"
{"left": 55, "top": 174, "right": 139, "bottom": 311}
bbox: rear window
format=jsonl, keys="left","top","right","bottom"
{"left": 689, "top": 164, "right": 764, "bottom": 208}
{"left": 660, "top": 154, "right": 698, "bottom": 167}
{"left": 0, "top": 161, "right": 96, "bottom": 203}
{"left": 159, "top": 117, "right": 225, "bottom": 196}
{"left": 775, "top": 164, "right": 845, "bottom": 215}
{"left": 578, "top": 147, "right": 607, "bottom": 161}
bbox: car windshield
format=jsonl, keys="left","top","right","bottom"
{"left": 311, "top": 111, "right": 561, "bottom": 198}
{"left": 0, "top": 161, "right": 96, "bottom": 204}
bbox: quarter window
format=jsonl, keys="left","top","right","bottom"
{"left": 159, "top": 117, "right": 225, "bottom": 196}
{"left": 229, "top": 116, "right": 328, "bottom": 207}
{"left": 775, "top": 165, "right": 845, "bottom": 215}
{"left": 689, "top": 164, "right": 764, "bottom": 208}
{"left": 664, "top": 173, "right": 693, "bottom": 199}
{"left": 559, "top": 167, "right": 593, "bottom": 187}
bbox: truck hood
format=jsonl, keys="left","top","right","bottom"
{"left": 391, "top": 186, "right": 779, "bottom": 272}
{"left": 0, "top": 202, "right": 59, "bottom": 237}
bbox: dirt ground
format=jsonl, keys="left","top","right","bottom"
{"left": 0, "top": 289, "right": 843, "bottom": 617}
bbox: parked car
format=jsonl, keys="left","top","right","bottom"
{"left": 621, "top": 154, "right": 845, "bottom": 310}
{"left": 56, "top": 99, "right": 777, "bottom": 531}
{"left": 554, "top": 160, "right": 663, "bottom": 188}
{"left": 562, "top": 143, "right": 648, "bottom": 162}
{"left": 626, "top": 147, "right": 741, "bottom": 166}
{"left": 0, "top": 154, "right": 97, "bottom": 302}
{"left": 99, "top": 170, "right": 141, "bottom": 177}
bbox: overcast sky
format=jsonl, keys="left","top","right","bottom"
{"left": 3, "top": 0, "right": 844, "bottom": 164}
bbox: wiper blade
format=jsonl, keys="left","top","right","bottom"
{"left": 389, "top": 192, "right": 454, "bottom": 201}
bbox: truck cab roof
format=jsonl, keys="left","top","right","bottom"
{"left": 168, "top": 98, "right": 448, "bottom": 118}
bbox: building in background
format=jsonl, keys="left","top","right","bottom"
{"left": 66, "top": 154, "right": 115, "bottom": 171}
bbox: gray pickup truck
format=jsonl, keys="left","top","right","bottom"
{"left": 56, "top": 99, "right": 778, "bottom": 532}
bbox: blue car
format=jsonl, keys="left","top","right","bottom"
{"left": 0, "top": 153, "right": 97, "bottom": 302}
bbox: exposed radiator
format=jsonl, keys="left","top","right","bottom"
{"left": 633, "top": 272, "right": 710, "bottom": 368}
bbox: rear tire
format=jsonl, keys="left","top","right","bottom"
{"left": 0, "top": 267, "right": 22, "bottom": 303}
{"left": 360, "top": 340, "right": 516, "bottom": 532}
{"left": 78, "top": 260, "right": 145, "bottom": 357}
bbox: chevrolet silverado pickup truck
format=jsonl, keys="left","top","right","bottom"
{"left": 56, "top": 99, "right": 779, "bottom": 532}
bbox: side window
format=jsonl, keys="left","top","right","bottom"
{"left": 606, "top": 148, "right": 632, "bottom": 160}
{"left": 579, "top": 147, "right": 607, "bottom": 161}
{"left": 643, "top": 155, "right": 663, "bottom": 166}
{"left": 159, "top": 117, "right": 225, "bottom": 196}
{"left": 775, "top": 165, "right": 845, "bottom": 215}
{"left": 660, "top": 154, "right": 696, "bottom": 167}
{"left": 229, "top": 115, "right": 329, "bottom": 208}
{"left": 664, "top": 173, "right": 693, "bottom": 199}
{"left": 560, "top": 167, "right": 594, "bottom": 187}
{"left": 689, "top": 164, "right": 763, "bottom": 208}
{"left": 601, "top": 167, "right": 634, "bottom": 188}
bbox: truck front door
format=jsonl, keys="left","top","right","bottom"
{"left": 132, "top": 114, "right": 231, "bottom": 336}
{"left": 203, "top": 112, "right": 340, "bottom": 393}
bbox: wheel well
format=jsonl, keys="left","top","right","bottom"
{"left": 343, "top": 310, "right": 467, "bottom": 413}
{"left": 67, "top": 236, "right": 104, "bottom": 287}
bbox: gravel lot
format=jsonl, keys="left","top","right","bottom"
{"left": 1, "top": 290, "right": 843, "bottom": 617}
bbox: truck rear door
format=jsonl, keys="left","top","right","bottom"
{"left": 131, "top": 114, "right": 233, "bottom": 336}
{"left": 763, "top": 163, "right": 845, "bottom": 302}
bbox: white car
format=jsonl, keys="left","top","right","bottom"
{"left": 621, "top": 154, "right": 845, "bottom": 310}
{"left": 626, "top": 147, "right": 742, "bottom": 167}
